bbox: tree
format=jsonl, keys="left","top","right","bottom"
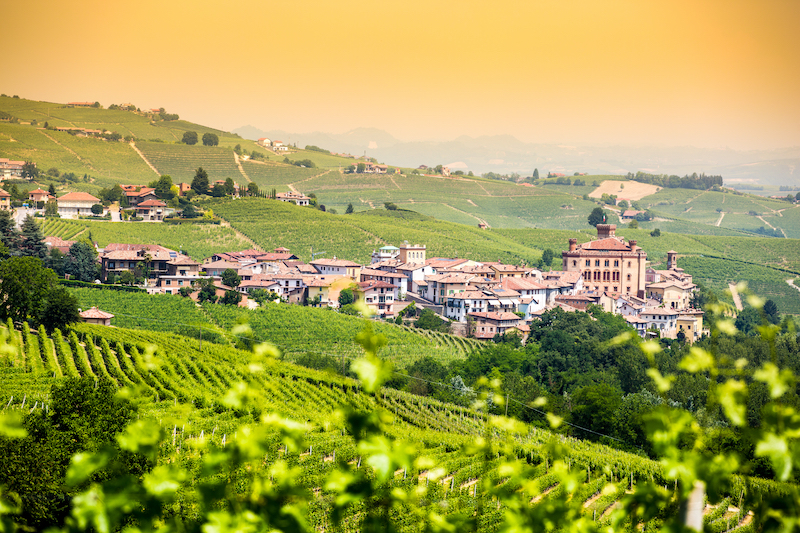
{"left": 247, "top": 182, "right": 259, "bottom": 196}
{"left": 346, "top": 165, "right": 355, "bottom": 174}
{"left": 48, "top": 183, "right": 57, "bottom": 196}
{"left": 202, "top": 132, "right": 219, "bottom": 146}
{"left": 182, "top": 131, "right": 198, "bottom": 145}
{"left": 357, "top": 163, "right": 366, "bottom": 173}
{"left": 0, "top": 257, "right": 58, "bottom": 325}
{"left": 42, "top": 199, "right": 57, "bottom": 217}
{"left": 338, "top": 288, "right": 355, "bottom": 306}
{"left": 221, "top": 290, "right": 242, "bottom": 305}
{"left": 153, "top": 175, "right": 174, "bottom": 200}
{"left": 18, "top": 215, "right": 47, "bottom": 258}
{"left": 91, "top": 203, "right": 103, "bottom": 215}
{"left": 182, "top": 204, "right": 199, "bottom": 218}
{"left": 587, "top": 207, "right": 606, "bottom": 227}
{"left": 67, "top": 241, "right": 98, "bottom": 282}
{"left": 46, "top": 248, "right": 66, "bottom": 276}
{"left": 541, "top": 249, "right": 554, "bottom": 267}
{"left": 191, "top": 167, "right": 209, "bottom": 195}
{"left": 618, "top": 200, "right": 629, "bottom": 209}
{"left": 0, "top": 210, "right": 18, "bottom": 251}
{"left": 346, "top": 203, "right": 354, "bottom": 214}
{"left": 119, "top": 270, "right": 135, "bottom": 285}
{"left": 384, "top": 202, "right": 398, "bottom": 211}
{"left": 650, "top": 228, "right": 661, "bottom": 237}
{"left": 39, "top": 286, "right": 80, "bottom": 333}
{"left": 628, "top": 220, "right": 639, "bottom": 229}
{"left": 221, "top": 268, "right": 241, "bottom": 288}
{"left": 763, "top": 299, "right": 779, "bottom": 324}
{"left": 224, "top": 177, "right": 236, "bottom": 196}
{"left": 570, "top": 383, "right": 623, "bottom": 440}
{"left": 21, "top": 161, "right": 38, "bottom": 179}
{"left": 211, "top": 183, "right": 227, "bottom": 197}
{"left": 196, "top": 278, "right": 218, "bottom": 303}
{"left": 533, "top": 168, "right": 539, "bottom": 179}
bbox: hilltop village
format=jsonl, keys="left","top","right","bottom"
{"left": 49, "top": 222, "right": 703, "bottom": 343}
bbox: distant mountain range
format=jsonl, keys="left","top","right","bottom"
{"left": 233, "top": 125, "right": 800, "bottom": 186}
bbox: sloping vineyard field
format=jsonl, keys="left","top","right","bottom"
{"left": 0, "top": 321, "right": 771, "bottom": 532}
{"left": 36, "top": 218, "right": 251, "bottom": 260}
{"left": 202, "top": 303, "right": 479, "bottom": 368}
{"left": 136, "top": 141, "right": 240, "bottom": 182}
{"left": 208, "top": 197, "right": 545, "bottom": 264}
{"left": 241, "top": 160, "right": 325, "bottom": 190}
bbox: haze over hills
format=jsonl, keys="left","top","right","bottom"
{"left": 234, "top": 125, "right": 800, "bottom": 185}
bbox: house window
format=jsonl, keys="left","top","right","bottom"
{"left": 595, "top": 260, "right": 600, "bottom": 267}
{"left": 109, "top": 262, "right": 115, "bottom": 269}
{"left": 572, "top": 260, "right": 577, "bottom": 266}
{"left": 614, "top": 260, "right": 619, "bottom": 267}
{"left": 166, "top": 280, "right": 171, "bottom": 285}
{"left": 585, "top": 260, "right": 590, "bottom": 266}
{"left": 627, "top": 261, "right": 631, "bottom": 267}
{"left": 627, "top": 274, "right": 631, "bottom": 281}
{"left": 604, "top": 260, "right": 610, "bottom": 267}
{"left": 614, "top": 286, "right": 618, "bottom": 292}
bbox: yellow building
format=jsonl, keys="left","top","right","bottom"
{"left": 561, "top": 224, "right": 648, "bottom": 297}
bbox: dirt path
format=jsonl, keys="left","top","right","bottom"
{"left": 757, "top": 215, "right": 776, "bottom": 230}
{"left": 787, "top": 279, "right": 800, "bottom": 295}
{"left": 685, "top": 206, "right": 693, "bottom": 213}
{"left": 685, "top": 191, "right": 706, "bottom": 204}
{"left": 217, "top": 216, "right": 263, "bottom": 251}
{"left": 729, "top": 283, "right": 744, "bottom": 311}
{"left": 444, "top": 203, "right": 487, "bottom": 226}
{"left": 467, "top": 199, "right": 478, "bottom": 207}
{"left": 476, "top": 182, "right": 492, "bottom": 196}
{"left": 715, "top": 212, "right": 725, "bottom": 226}
{"left": 289, "top": 169, "right": 331, "bottom": 192}
{"left": 389, "top": 176, "right": 401, "bottom": 190}
{"left": 233, "top": 153, "right": 252, "bottom": 183}
{"left": 129, "top": 141, "right": 160, "bottom": 176}
{"left": 38, "top": 130, "right": 96, "bottom": 171}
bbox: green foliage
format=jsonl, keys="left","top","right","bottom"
{"left": 181, "top": 131, "right": 198, "bottom": 145}
{"left": 587, "top": 207, "right": 606, "bottom": 227}
{"left": 338, "top": 288, "right": 354, "bottom": 306}
{"left": 191, "top": 167, "right": 209, "bottom": 195}
{"left": 201, "top": 132, "right": 219, "bottom": 146}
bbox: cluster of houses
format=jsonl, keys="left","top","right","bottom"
{"left": 257, "top": 138, "right": 289, "bottom": 152}
{"left": 0, "top": 158, "right": 26, "bottom": 180}
{"left": 53, "top": 223, "right": 704, "bottom": 343}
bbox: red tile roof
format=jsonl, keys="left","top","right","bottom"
{"left": 58, "top": 192, "right": 100, "bottom": 203}
{"left": 579, "top": 238, "right": 631, "bottom": 251}
{"left": 79, "top": 307, "right": 114, "bottom": 319}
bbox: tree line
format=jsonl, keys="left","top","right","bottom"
{"left": 626, "top": 171, "right": 723, "bottom": 190}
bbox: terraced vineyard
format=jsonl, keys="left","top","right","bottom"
{"left": 241, "top": 160, "right": 326, "bottom": 190}
{"left": 202, "top": 303, "right": 480, "bottom": 368}
{"left": 37, "top": 217, "right": 251, "bottom": 260}
{"left": 0, "top": 321, "right": 773, "bottom": 532}
{"left": 206, "top": 197, "right": 546, "bottom": 264}
{"left": 136, "top": 141, "right": 240, "bottom": 183}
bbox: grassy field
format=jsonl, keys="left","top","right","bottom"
{"left": 37, "top": 218, "right": 252, "bottom": 260}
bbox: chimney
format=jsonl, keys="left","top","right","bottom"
{"left": 629, "top": 240, "right": 638, "bottom": 251}
{"left": 568, "top": 238, "right": 577, "bottom": 252}
{"left": 596, "top": 224, "right": 616, "bottom": 239}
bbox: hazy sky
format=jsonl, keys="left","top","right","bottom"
{"left": 5, "top": 0, "right": 799, "bottom": 149}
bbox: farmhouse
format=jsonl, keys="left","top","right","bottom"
{"left": 0, "top": 190, "right": 10, "bottom": 210}
{"left": 28, "top": 189, "right": 52, "bottom": 203}
{"left": 276, "top": 192, "right": 310, "bottom": 206}
{"left": 468, "top": 312, "right": 522, "bottom": 340}
{"left": 355, "top": 280, "right": 398, "bottom": 317}
{"left": 0, "top": 158, "right": 25, "bottom": 179}
{"left": 136, "top": 199, "right": 167, "bottom": 221}
{"left": 57, "top": 192, "right": 101, "bottom": 218}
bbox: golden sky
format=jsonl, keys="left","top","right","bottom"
{"left": 4, "top": 0, "right": 799, "bottom": 149}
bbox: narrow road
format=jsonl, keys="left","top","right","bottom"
{"left": 39, "top": 130, "right": 96, "bottom": 170}
{"left": 728, "top": 283, "right": 744, "bottom": 311}
{"left": 233, "top": 152, "right": 252, "bottom": 183}
{"left": 787, "top": 279, "right": 800, "bottom": 295}
{"left": 715, "top": 212, "right": 725, "bottom": 227}
{"left": 129, "top": 141, "right": 160, "bottom": 176}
